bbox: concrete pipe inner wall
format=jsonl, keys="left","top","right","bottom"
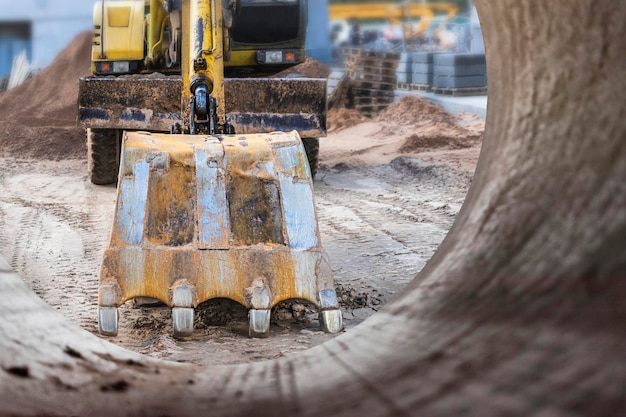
{"left": 1, "top": 0, "right": 625, "bottom": 415}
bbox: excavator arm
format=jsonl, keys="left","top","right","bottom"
{"left": 180, "top": 0, "right": 230, "bottom": 134}
{"left": 89, "top": 0, "right": 343, "bottom": 339}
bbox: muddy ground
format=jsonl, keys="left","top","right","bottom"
{"left": 0, "top": 32, "right": 483, "bottom": 365}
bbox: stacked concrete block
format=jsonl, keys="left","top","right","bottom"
{"left": 396, "top": 52, "right": 441, "bottom": 91}
{"left": 343, "top": 48, "right": 400, "bottom": 116}
{"left": 396, "top": 52, "right": 413, "bottom": 84}
{"left": 410, "top": 52, "right": 438, "bottom": 88}
{"left": 433, "top": 53, "right": 487, "bottom": 94}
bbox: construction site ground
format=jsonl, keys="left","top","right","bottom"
{"left": 0, "top": 33, "right": 484, "bottom": 365}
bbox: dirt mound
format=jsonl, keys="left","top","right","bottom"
{"left": 400, "top": 132, "right": 481, "bottom": 152}
{"left": 0, "top": 31, "right": 92, "bottom": 159}
{"left": 377, "top": 95, "right": 455, "bottom": 127}
{"left": 327, "top": 107, "right": 369, "bottom": 132}
{"left": 375, "top": 96, "right": 483, "bottom": 154}
{"left": 274, "top": 57, "right": 331, "bottom": 78}
{"left": 321, "top": 94, "right": 484, "bottom": 170}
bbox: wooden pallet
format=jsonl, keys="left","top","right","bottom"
{"left": 345, "top": 65, "right": 398, "bottom": 78}
{"left": 345, "top": 55, "right": 399, "bottom": 69}
{"left": 354, "top": 103, "right": 392, "bottom": 113}
{"left": 351, "top": 87, "right": 395, "bottom": 97}
{"left": 352, "top": 96, "right": 395, "bottom": 105}
{"left": 347, "top": 71, "right": 396, "bottom": 84}
{"left": 341, "top": 48, "right": 401, "bottom": 116}
{"left": 357, "top": 49, "right": 401, "bottom": 60}
{"left": 350, "top": 79, "right": 396, "bottom": 91}
{"left": 432, "top": 86, "right": 487, "bottom": 96}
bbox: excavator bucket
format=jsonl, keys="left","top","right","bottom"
{"left": 97, "top": 130, "right": 342, "bottom": 338}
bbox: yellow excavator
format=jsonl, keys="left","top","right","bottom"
{"left": 78, "top": 0, "right": 342, "bottom": 338}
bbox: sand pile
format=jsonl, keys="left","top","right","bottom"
{"left": 274, "top": 57, "right": 331, "bottom": 78}
{"left": 327, "top": 108, "right": 369, "bottom": 132}
{"left": 321, "top": 94, "right": 484, "bottom": 169}
{"left": 399, "top": 132, "right": 478, "bottom": 152}
{"left": 0, "top": 31, "right": 92, "bottom": 159}
{"left": 377, "top": 96, "right": 483, "bottom": 153}
{"left": 377, "top": 95, "right": 455, "bottom": 127}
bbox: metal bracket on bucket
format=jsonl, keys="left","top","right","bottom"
{"left": 97, "top": 130, "right": 342, "bottom": 338}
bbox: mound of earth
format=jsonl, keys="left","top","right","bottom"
{"left": 378, "top": 96, "right": 483, "bottom": 153}
{"left": 399, "top": 132, "right": 481, "bottom": 153}
{"left": 377, "top": 95, "right": 455, "bottom": 127}
{"left": 0, "top": 31, "right": 92, "bottom": 159}
{"left": 321, "top": 95, "right": 484, "bottom": 170}
{"left": 274, "top": 57, "right": 331, "bottom": 78}
{"left": 327, "top": 108, "right": 369, "bottom": 132}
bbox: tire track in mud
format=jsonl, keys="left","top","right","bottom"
{"left": 0, "top": 159, "right": 114, "bottom": 333}
{"left": 315, "top": 164, "right": 468, "bottom": 303}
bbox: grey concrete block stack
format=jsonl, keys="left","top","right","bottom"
{"left": 395, "top": 52, "right": 439, "bottom": 91}
{"left": 410, "top": 52, "right": 438, "bottom": 87}
{"left": 433, "top": 53, "right": 487, "bottom": 93}
{"left": 396, "top": 52, "right": 413, "bottom": 84}
{"left": 396, "top": 52, "right": 488, "bottom": 95}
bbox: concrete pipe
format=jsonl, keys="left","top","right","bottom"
{"left": 1, "top": 0, "right": 625, "bottom": 415}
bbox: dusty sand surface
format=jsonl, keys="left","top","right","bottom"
{"left": 0, "top": 34, "right": 484, "bottom": 365}
{"left": 0, "top": 128, "right": 482, "bottom": 365}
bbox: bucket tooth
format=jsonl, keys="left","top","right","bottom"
{"left": 248, "top": 309, "right": 271, "bottom": 338}
{"left": 172, "top": 308, "right": 194, "bottom": 338}
{"left": 97, "top": 130, "right": 342, "bottom": 337}
{"left": 318, "top": 289, "right": 343, "bottom": 334}
{"left": 98, "top": 306, "right": 118, "bottom": 336}
{"left": 171, "top": 281, "right": 195, "bottom": 338}
{"left": 320, "top": 310, "right": 343, "bottom": 334}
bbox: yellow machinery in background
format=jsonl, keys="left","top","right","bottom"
{"left": 329, "top": 1, "right": 459, "bottom": 48}
{"left": 329, "top": 1, "right": 458, "bottom": 23}
{"left": 79, "top": 0, "right": 342, "bottom": 338}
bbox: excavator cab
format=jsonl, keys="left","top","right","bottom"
{"left": 85, "top": 0, "right": 343, "bottom": 338}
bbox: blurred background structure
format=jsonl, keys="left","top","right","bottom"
{"left": 0, "top": 0, "right": 483, "bottom": 102}
{"left": 327, "top": 0, "right": 482, "bottom": 55}
{"left": 0, "top": 0, "right": 481, "bottom": 77}
{"left": 0, "top": 0, "right": 92, "bottom": 79}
